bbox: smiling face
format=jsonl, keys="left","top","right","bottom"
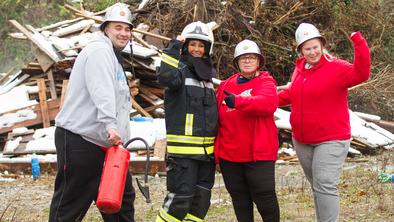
{"left": 300, "top": 38, "right": 324, "bottom": 65}
{"left": 187, "top": 40, "right": 206, "bottom": 58}
{"left": 104, "top": 22, "right": 132, "bottom": 50}
{"left": 237, "top": 53, "right": 260, "bottom": 77}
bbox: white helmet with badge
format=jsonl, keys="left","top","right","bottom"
{"left": 100, "top": 3, "right": 133, "bottom": 30}
{"left": 233, "top": 39, "right": 265, "bottom": 68}
{"left": 295, "top": 23, "right": 326, "bottom": 52}
{"left": 181, "top": 21, "right": 214, "bottom": 56}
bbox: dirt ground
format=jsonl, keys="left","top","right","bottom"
{"left": 0, "top": 150, "right": 393, "bottom": 222}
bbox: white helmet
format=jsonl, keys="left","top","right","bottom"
{"left": 100, "top": 3, "right": 133, "bottom": 31}
{"left": 295, "top": 23, "right": 326, "bottom": 52}
{"left": 233, "top": 39, "right": 265, "bottom": 68}
{"left": 181, "top": 21, "right": 214, "bottom": 56}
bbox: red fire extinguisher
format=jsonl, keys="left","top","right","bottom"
{"left": 96, "top": 144, "right": 130, "bottom": 214}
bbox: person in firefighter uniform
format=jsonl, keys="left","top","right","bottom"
{"left": 278, "top": 23, "right": 370, "bottom": 221}
{"left": 48, "top": 3, "right": 136, "bottom": 222}
{"left": 215, "top": 39, "right": 280, "bottom": 222}
{"left": 155, "top": 21, "right": 218, "bottom": 222}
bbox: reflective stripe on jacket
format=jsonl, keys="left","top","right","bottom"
{"left": 158, "top": 40, "right": 218, "bottom": 161}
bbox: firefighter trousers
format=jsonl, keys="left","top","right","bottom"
{"left": 156, "top": 157, "right": 215, "bottom": 222}
{"left": 48, "top": 127, "right": 135, "bottom": 222}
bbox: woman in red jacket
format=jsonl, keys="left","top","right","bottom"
{"left": 215, "top": 39, "right": 279, "bottom": 222}
{"left": 278, "top": 23, "right": 370, "bottom": 221}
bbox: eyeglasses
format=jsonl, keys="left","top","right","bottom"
{"left": 238, "top": 55, "right": 258, "bottom": 63}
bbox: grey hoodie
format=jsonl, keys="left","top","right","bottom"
{"left": 55, "top": 32, "right": 131, "bottom": 147}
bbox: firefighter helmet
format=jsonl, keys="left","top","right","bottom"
{"left": 295, "top": 23, "right": 326, "bottom": 52}
{"left": 233, "top": 39, "right": 265, "bottom": 68}
{"left": 181, "top": 21, "right": 214, "bottom": 56}
{"left": 100, "top": 3, "right": 133, "bottom": 31}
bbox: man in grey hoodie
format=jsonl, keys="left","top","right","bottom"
{"left": 48, "top": 3, "right": 135, "bottom": 222}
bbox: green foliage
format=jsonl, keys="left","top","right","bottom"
{"left": 0, "top": 0, "right": 72, "bottom": 72}
{"left": 0, "top": 0, "right": 137, "bottom": 71}
{"left": 0, "top": 38, "right": 32, "bottom": 73}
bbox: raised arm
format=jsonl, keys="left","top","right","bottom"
{"left": 342, "top": 32, "right": 371, "bottom": 88}
{"left": 157, "top": 39, "right": 184, "bottom": 90}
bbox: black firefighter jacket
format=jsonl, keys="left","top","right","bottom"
{"left": 158, "top": 40, "right": 218, "bottom": 161}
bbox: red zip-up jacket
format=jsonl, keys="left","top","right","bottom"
{"left": 214, "top": 71, "right": 279, "bottom": 163}
{"left": 278, "top": 32, "right": 370, "bottom": 144}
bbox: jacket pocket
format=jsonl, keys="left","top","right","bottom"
{"left": 186, "top": 86, "right": 204, "bottom": 110}
{"left": 289, "top": 111, "right": 302, "bottom": 135}
{"left": 166, "top": 158, "right": 189, "bottom": 193}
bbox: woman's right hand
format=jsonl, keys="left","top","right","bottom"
{"left": 176, "top": 35, "right": 185, "bottom": 43}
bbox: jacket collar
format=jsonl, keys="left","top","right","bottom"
{"left": 234, "top": 71, "right": 268, "bottom": 80}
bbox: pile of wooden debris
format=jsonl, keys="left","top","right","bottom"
{"left": 0, "top": 1, "right": 393, "bottom": 170}
{"left": 0, "top": 2, "right": 170, "bottom": 170}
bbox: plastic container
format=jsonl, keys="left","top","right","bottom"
{"left": 377, "top": 172, "right": 394, "bottom": 183}
{"left": 31, "top": 153, "right": 41, "bottom": 180}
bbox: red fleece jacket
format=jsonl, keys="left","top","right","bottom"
{"left": 278, "top": 32, "right": 370, "bottom": 144}
{"left": 215, "top": 71, "right": 279, "bottom": 163}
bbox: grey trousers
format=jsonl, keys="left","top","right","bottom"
{"left": 293, "top": 138, "right": 350, "bottom": 222}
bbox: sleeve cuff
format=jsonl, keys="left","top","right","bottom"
{"left": 105, "top": 123, "right": 117, "bottom": 132}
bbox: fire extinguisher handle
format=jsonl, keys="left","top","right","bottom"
{"left": 124, "top": 137, "right": 151, "bottom": 183}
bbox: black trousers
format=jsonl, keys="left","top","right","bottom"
{"left": 48, "top": 127, "right": 135, "bottom": 222}
{"left": 159, "top": 157, "right": 215, "bottom": 221}
{"left": 220, "top": 159, "right": 280, "bottom": 222}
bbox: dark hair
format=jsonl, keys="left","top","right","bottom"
{"left": 182, "top": 39, "right": 211, "bottom": 58}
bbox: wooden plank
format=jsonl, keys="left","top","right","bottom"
{"left": 134, "top": 28, "right": 171, "bottom": 41}
{"left": 0, "top": 99, "right": 60, "bottom": 134}
{"left": 4, "top": 132, "right": 36, "bottom": 155}
{"left": 8, "top": 20, "right": 59, "bottom": 62}
{"left": 131, "top": 98, "right": 152, "bottom": 117}
{"left": 153, "top": 139, "right": 166, "bottom": 160}
{"left": 38, "top": 17, "right": 84, "bottom": 31}
{"left": 129, "top": 103, "right": 163, "bottom": 117}
{"left": 132, "top": 32, "right": 156, "bottom": 51}
{"left": 60, "top": 80, "right": 69, "bottom": 109}
{"left": 0, "top": 74, "right": 30, "bottom": 94}
{"left": 28, "top": 62, "right": 41, "bottom": 67}
{"left": 34, "top": 45, "right": 55, "bottom": 72}
{"left": 0, "top": 67, "right": 16, "bottom": 85}
{"left": 80, "top": 22, "right": 93, "bottom": 34}
{"left": 46, "top": 69, "right": 57, "bottom": 99}
{"left": 144, "top": 102, "right": 164, "bottom": 112}
{"left": 375, "top": 120, "right": 394, "bottom": 133}
{"left": 142, "top": 86, "right": 164, "bottom": 98}
{"left": 8, "top": 32, "right": 27, "bottom": 39}
{"left": 7, "top": 129, "right": 35, "bottom": 139}
{"left": 139, "top": 86, "right": 160, "bottom": 101}
{"left": 65, "top": 5, "right": 171, "bottom": 42}
{"left": 21, "top": 66, "right": 43, "bottom": 75}
{"left": 37, "top": 79, "right": 50, "bottom": 128}
{"left": 139, "top": 93, "right": 156, "bottom": 105}
{"left": 53, "top": 19, "right": 95, "bottom": 37}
